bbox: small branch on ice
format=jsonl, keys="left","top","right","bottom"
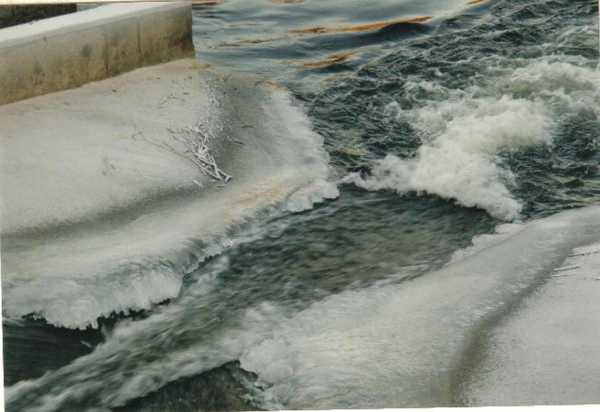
{"left": 166, "top": 122, "right": 232, "bottom": 183}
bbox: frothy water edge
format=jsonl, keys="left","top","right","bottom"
{"left": 6, "top": 205, "right": 600, "bottom": 411}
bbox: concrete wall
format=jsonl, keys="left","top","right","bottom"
{"left": 0, "top": 2, "right": 194, "bottom": 105}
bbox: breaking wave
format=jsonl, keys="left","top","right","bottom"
{"left": 344, "top": 53, "right": 599, "bottom": 221}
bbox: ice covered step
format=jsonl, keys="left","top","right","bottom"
{"left": 457, "top": 241, "right": 600, "bottom": 406}
{"left": 1, "top": 59, "right": 338, "bottom": 329}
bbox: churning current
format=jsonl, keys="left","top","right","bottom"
{"left": 2, "top": 0, "right": 600, "bottom": 410}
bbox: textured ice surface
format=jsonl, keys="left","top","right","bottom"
{"left": 239, "top": 205, "right": 600, "bottom": 409}
{"left": 7, "top": 205, "right": 600, "bottom": 411}
{"left": 459, "top": 241, "right": 600, "bottom": 406}
{"left": 0, "top": 59, "right": 338, "bottom": 329}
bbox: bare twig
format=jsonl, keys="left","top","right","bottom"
{"left": 164, "top": 123, "right": 233, "bottom": 183}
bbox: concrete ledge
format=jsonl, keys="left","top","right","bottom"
{"left": 0, "top": 2, "right": 194, "bottom": 105}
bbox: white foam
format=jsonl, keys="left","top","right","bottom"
{"left": 2, "top": 175, "right": 339, "bottom": 330}
{"left": 5, "top": 260, "right": 291, "bottom": 411}
{"left": 346, "top": 95, "right": 553, "bottom": 220}
{"left": 497, "top": 56, "right": 600, "bottom": 116}
{"left": 346, "top": 53, "right": 599, "bottom": 220}
{"left": 287, "top": 180, "right": 340, "bottom": 212}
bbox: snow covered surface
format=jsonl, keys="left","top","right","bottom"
{"left": 0, "top": 59, "right": 338, "bottom": 328}
{"left": 1, "top": 59, "right": 213, "bottom": 233}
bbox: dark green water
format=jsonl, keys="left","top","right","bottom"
{"left": 3, "top": 0, "right": 599, "bottom": 410}
{"left": 193, "top": 0, "right": 599, "bottom": 218}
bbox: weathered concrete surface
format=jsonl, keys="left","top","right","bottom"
{"left": 0, "top": 2, "right": 194, "bottom": 105}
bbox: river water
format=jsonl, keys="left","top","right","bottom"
{"left": 3, "top": 0, "right": 600, "bottom": 410}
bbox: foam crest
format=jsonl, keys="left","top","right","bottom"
{"left": 346, "top": 95, "right": 553, "bottom": 220}
{"left": 345, "top": 49, "right": 600, "bottom": 220}
{"left": 498, "top": 57, "right": 600, "bottom": 116}
{"left": 287, "top": 180, "right": 340, "bottom": 212}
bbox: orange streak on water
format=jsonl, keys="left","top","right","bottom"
{"left": 287, "top": 52, "right": 355, "bottom": 68}
{"left": 192, "top": 1, "right": 220, "bottom": 6}
{"left": 290, "top": 16, "right": 433, "bottom": 36}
